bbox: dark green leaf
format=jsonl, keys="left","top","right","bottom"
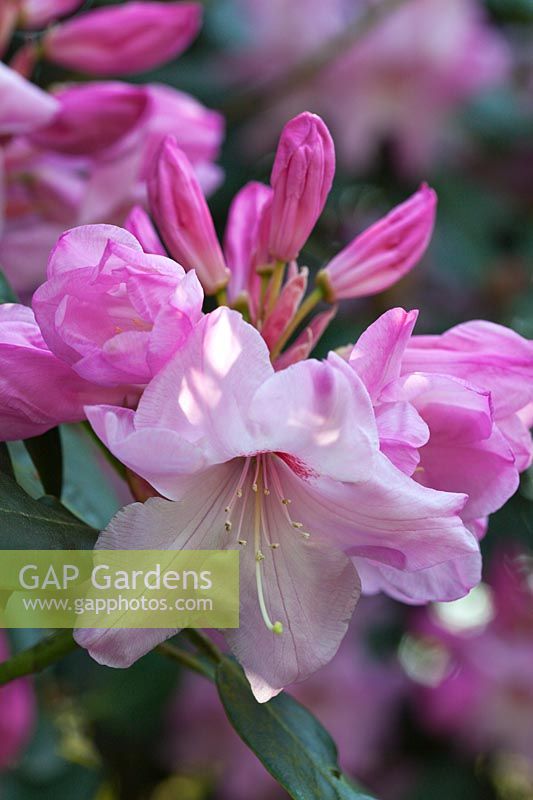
{"left": 0, "top": 458, "right": 97, "bottom": 550}
{"left": 216, "top": 658, "right": 377, "bottom": 800}
{"left": 24, "top": 428, "right": 63, "bottom": 498}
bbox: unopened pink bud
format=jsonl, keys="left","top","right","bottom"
{"left": 30, "top": 82, "right": 147, "bottom": 155}
{"left": 318, "top": 184, "right": 437, "bottom": 301}
{"left": 269, "top": 112, "right": 335, "bottom": 262}
{"left": 43, "top": 1, "right": 201, "bottom": 76}
{"left": 124, "top": 206, "right": 166, "bottom": 256}
{"left": 148, "top": 135, "right": 229, "bottom": 294}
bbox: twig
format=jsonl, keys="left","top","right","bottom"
{"left": 0, "top": 630, "right": 78, "bottom": 686}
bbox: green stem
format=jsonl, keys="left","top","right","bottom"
{"left": 215, "top": 287, "right": 228, "bottom": 307}
{"left": 269, "top": 287, "right": 323, "bottom": 362}
{"left": 156, "top": 642, "right": 215, "bottom": 681}
{"left": 264, "top": 260, "right": 286, "bottom": 317}
{"left": 183, "top": 629, "right": 222, "bottom": 663}
{"left": 0, "top": 630, "right": 78, "bottom": 687}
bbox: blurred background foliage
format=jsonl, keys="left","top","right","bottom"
{"left": 2, "top": 0, "right": 533, "bottom": 798}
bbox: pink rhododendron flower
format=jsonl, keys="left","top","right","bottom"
{"left": 408, "top": 548, "right": 533, "bottom": 762}
{"left": 33, "top": 224, "right": 203, "bottom": 386}
{"left": 318, "top": 185, "right": 437, "bottom": 301}
{"left": 43, "top": 2, "right": 201, "bottom": 76}
{"left": 0, "top": 631, "right": 35, "bottom": 768}
{"left": 269, "top": 112, "right": 335, "bottom": 262}
{"left": 75, "top": 306, "right": 479, "bottom": 701}
{"left": 0, "top": 83, "right": 223, "bottom": 293}
{"left": 346, "top": 308, "right": 532, "bottom": 603}
{"left": 0, "top": 224, "right": 203, "bottom": 439}
{"left": 0, "top": 62, "right": 59, "bottom": 137}
{"left": 226, "top": 0, "right": 509, "bottom": 172}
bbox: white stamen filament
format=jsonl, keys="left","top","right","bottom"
{"left": 254, "top": 461, "right": 283, "bottom": 635}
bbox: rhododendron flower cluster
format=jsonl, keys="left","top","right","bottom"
{"left": 0, "top": 112, "right": 531, "bottom": 702}
{"left": 0, "top": 2, "right": 223, "bottom": 294}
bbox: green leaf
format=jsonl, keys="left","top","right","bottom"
{"left": 0, "top": 270, "right": 18, "bottom": 304}
{"left": 216, "top": 658, "right": 377, "bottom": 800}
{"left": 0, "top": 448, "right": 97, "bottom": 551}
{"left": 24, "top": 428, "right": 63, "bottom": 498}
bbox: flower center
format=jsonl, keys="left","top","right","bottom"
{"left": 223, "top": 453, "right": 311, "bottom": 636}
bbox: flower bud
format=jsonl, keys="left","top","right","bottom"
{"left": 148, "top": 136, "right": 229, "bottom": 294}
{"left": 318, "top": 184, "right": 437, "bottom": 301}
{"left": 124, "top": 206, "right": 166, "bottom": 256}
{"left": 30, "top": 83, "right": 148, "bottom": 155}
{"left": 269, "top": 112, "right": 335, "bottom": 262}
{"left": 43, "top": 1, "right": 201, "bottom": 76}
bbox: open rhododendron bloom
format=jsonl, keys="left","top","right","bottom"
{"left": 0, "top": 224, "right": 203, "bottom": 439}
{"left": 75, "top": 307, "right": 481, "bottom": 701}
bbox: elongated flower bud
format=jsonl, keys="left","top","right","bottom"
{"left": 318, "top": 184, "right": 437, "bottom": 301}
{"left": 124, "top": 206, "right": 166, "bottom": 256}
{"left": 269, "top": 112, "right": 335, "bottom": 262}
{"left": 148, "top": 135, "right": 229, "bottom": 294}
{"left": 43, "top": 2, "right": 201, "bottom": 76}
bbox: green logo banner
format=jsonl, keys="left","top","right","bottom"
{"left": 0, "top": 550, "right": 239, "bottom": 629}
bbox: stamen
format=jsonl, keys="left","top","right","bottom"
{"left": 224, "top": 521, "right": 232, "bottom": 532}
{"left": 238, "top": 539, "right": 247, "bottom": 546}
{"left": 254, "top": 470, "right": 283, "bottom": 636}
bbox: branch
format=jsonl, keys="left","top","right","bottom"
{"left": 0, "top": 630, "right": 78, "bottom": 686}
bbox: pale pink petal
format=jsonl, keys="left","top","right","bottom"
{"left": 46, "top": 224, "right": 141, "bottom": 277}
{"left": 404, "top": 320, "right": 533, "bottom": 418}
{"left": 250, "top": 356, "right": 378, "bottom": 483}
{"left": 375, "top": 401, "right": 429, "bottom": 475}
{"left": 132, "top": 308, "right": 273, "bottom": 466}
{"left": 354, "top": 554, "right": 482, "bottom": 604}
{"left": 349, "top": 307, "right": 418, "bottom": 400}
{"left": 225, "top": 479, "right": 360, "bottom": 701}
{"left": 75, "top": 464, "right": 234, "bottom": 665}
{"left": 280, "top": 453, "right": 474, "bottom": 580}
{"left": 85, "top": 405, "right": 205, "bottom": 499}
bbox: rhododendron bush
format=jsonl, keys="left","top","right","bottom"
{"left": 0, "top": 1, "right": 532, "bottom": 799}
